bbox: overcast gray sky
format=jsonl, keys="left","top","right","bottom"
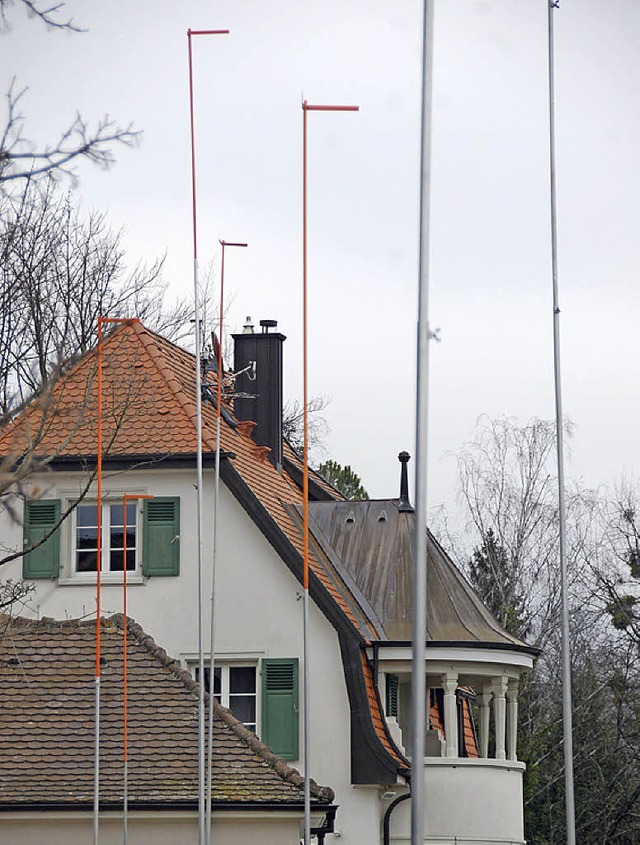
{"left": 4, "top": 0, "right": 640, "bottom": 507}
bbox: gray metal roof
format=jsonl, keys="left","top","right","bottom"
{"left": 308, "top": 499, "right": 529, "bottom": 650}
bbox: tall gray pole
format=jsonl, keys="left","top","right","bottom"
{"left": 411, "top": 2, "right": 435, "bottom": 844}
{"left": 547, "top": 4, "right": 576, "bottom": 844}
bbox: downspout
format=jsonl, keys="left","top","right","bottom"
{"left": 312, "top": 805, "right": 337, "bottom": 845}
{"left": 383, "top": 792, "right": 411, "bottom": 845}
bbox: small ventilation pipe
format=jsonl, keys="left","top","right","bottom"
{"left": 398, "top": 452, "right": 414, "bottom": 513}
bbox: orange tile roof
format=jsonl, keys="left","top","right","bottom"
{"left": 360, "top": 652, "right": 408, "bottom": 768}
{"left": 0, "top": 323, "right": 376, "bottom": 641}
{"left": 461, "top": 699, "right": 479, "bottom": 758}
{"left": 428, "top": 688, "right": 479, "bottom": 758}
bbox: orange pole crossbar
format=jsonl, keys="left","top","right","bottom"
{"left": 189, "top": 28, "right": 230, "bottom": 36}
{"left": 303, "top": 104, "right": 360, "bottom": 112}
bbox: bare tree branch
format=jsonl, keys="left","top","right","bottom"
{"left": 0, "top": 0, "right": 82, "bottom": 32}
{"left": 0, "top": 80, "right": 139, "bottom": 191}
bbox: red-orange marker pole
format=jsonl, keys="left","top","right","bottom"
{"left": 301, "top": 99, "right": 358, "bottom": 845}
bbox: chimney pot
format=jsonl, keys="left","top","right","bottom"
{"left": 242, "top": 316, "right": 255, "bottom": 334}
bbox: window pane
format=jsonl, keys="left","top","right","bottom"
{"left": 125, "top": 548, "right": 135, "bottom": 571}
{"left": 111, "top": 503, "right": 136, "bottom": 527}
{"left": 230, "top": 694, "right": 256, "bottom": 728}
{"left": 77, "top": 528, "right": 98, "bottom": 548}
{"left": 77, "top": 505, "right": 98, "bottom": 527}
{"left": 77, "top": 551, "right": 98, "bottom": 572}
{"left": 110, "top": 529, "right": 136, "bottom": 551}
{"left": 110, "top": 549, "right": 124, "bottom": 571}
{"left": 230, "top": 666, "right": 256, "bottom": 694}
{"left": 195, "top": 667, "right": 221, "bottom": 697}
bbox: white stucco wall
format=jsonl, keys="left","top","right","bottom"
{"left": 390, "top": 759, "right": 526, "bottom": 844}
{"left": 0, "top": 810, "right": 303, "bottom": 845}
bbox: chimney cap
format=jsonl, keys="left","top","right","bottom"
{"left": 260, "top": 319, "right": 278, "bottom": 333}
{"left": 242, "top": 316, "right": 255, "bottom": 334}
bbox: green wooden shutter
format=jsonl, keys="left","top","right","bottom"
{"left": 142, "top": 497, "right": 180, "bottom": 576}
{"left": 386, "top": 673, "right": 399, "bottom": 717}
{"left": 23, "top": 499, "right": 61, "bottom": 579}
{"left": 261, "top": 658, "right": 299, "bottom": 760}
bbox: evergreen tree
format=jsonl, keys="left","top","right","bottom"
{"left": 317, "top": 460, "right": 369, "bottom": 501}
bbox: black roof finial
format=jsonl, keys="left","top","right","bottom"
{"left": 398, "top": 451, "right": 414, "bottom": 512}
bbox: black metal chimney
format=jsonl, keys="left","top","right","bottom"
{"left": 398, "top": 451, "right": 414, "bottom": 512}
{"left": 232, "top": 318, "right": 285, "bottom": 470}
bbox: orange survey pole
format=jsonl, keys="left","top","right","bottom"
{"left": 301, "top": 99, "right": 358, "bottom": 845}
{"left": 186, "top": 27, "right": 229, "bottom": 845}
{"left": 93, "top": 316, "right": 139, "bottom": 845}
{"left": 121, "top": 493, "right": 152, "bottom": 845}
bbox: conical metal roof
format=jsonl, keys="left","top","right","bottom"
{"left": 308, "top": 499, "right": 530, "bottom": 650}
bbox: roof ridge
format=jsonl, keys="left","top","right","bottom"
{"left": 110, "top": 613, "right": 334, "bottom": 803}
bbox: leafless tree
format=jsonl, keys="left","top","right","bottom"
{"left": 0, "top": 180, "right": 192, "bottom": 416}
{"left": 0, "top": 0, "right": 81, "bottom": 32}
{"left": 438, "top": 414, "right": 640, "bottom": 843}
{"left": 282, "top": 394, "right": 330, "bottom": 460}
{"left": 0, "top": 1, "right": 138, "bottom": 193}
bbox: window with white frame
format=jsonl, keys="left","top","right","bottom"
{"left": 196, "top": 664, "right": 257, "bottom": 732}
{"left": 74, "top": 501, "right": 138, "bottom": 574}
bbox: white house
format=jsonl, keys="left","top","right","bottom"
{"left": 0, "top": 318, "right": 537, "bottom": 843}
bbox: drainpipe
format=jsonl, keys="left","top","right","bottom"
{"left": 383, "top": 792, "right": 411, "bottom": 845}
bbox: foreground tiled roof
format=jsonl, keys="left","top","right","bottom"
{"left": 0, "top": 613, "right": 333, "bottom": 808}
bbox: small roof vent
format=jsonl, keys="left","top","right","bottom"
{"left": 378, "top": 509, "right": 387, "bottom": 522}
{"left": 345, "top": 510, "right": 355, "bottom": 524}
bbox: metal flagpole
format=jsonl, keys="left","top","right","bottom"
{"left": 546, "top": 4, "right": 576, "bottom": 843}
{"left": 186, "top": 27, "right": 229, "bottom": 845}
{"left": 93, "top": 317, "right": 138, "bottom": 845}
{"left": 205, "top": 239, "right": 246, "bottom": 845}
{"left": 301, "top": 98, "right": 358, "bottom": 845}
{"left": 94, "top": 316, "right": 105, "bottom": 845}
{"left": 121, "top": 494, "right": 151, "bottom": 845}
{"left": 411, "top": 2, "right": 436, "bottom": 843}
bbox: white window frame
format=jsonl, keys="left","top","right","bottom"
{"left": 186, "top": 653, "right": 263, "bottom": 734}
{"left": 72, "top": 499, "right": 140, "bottom": 577}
